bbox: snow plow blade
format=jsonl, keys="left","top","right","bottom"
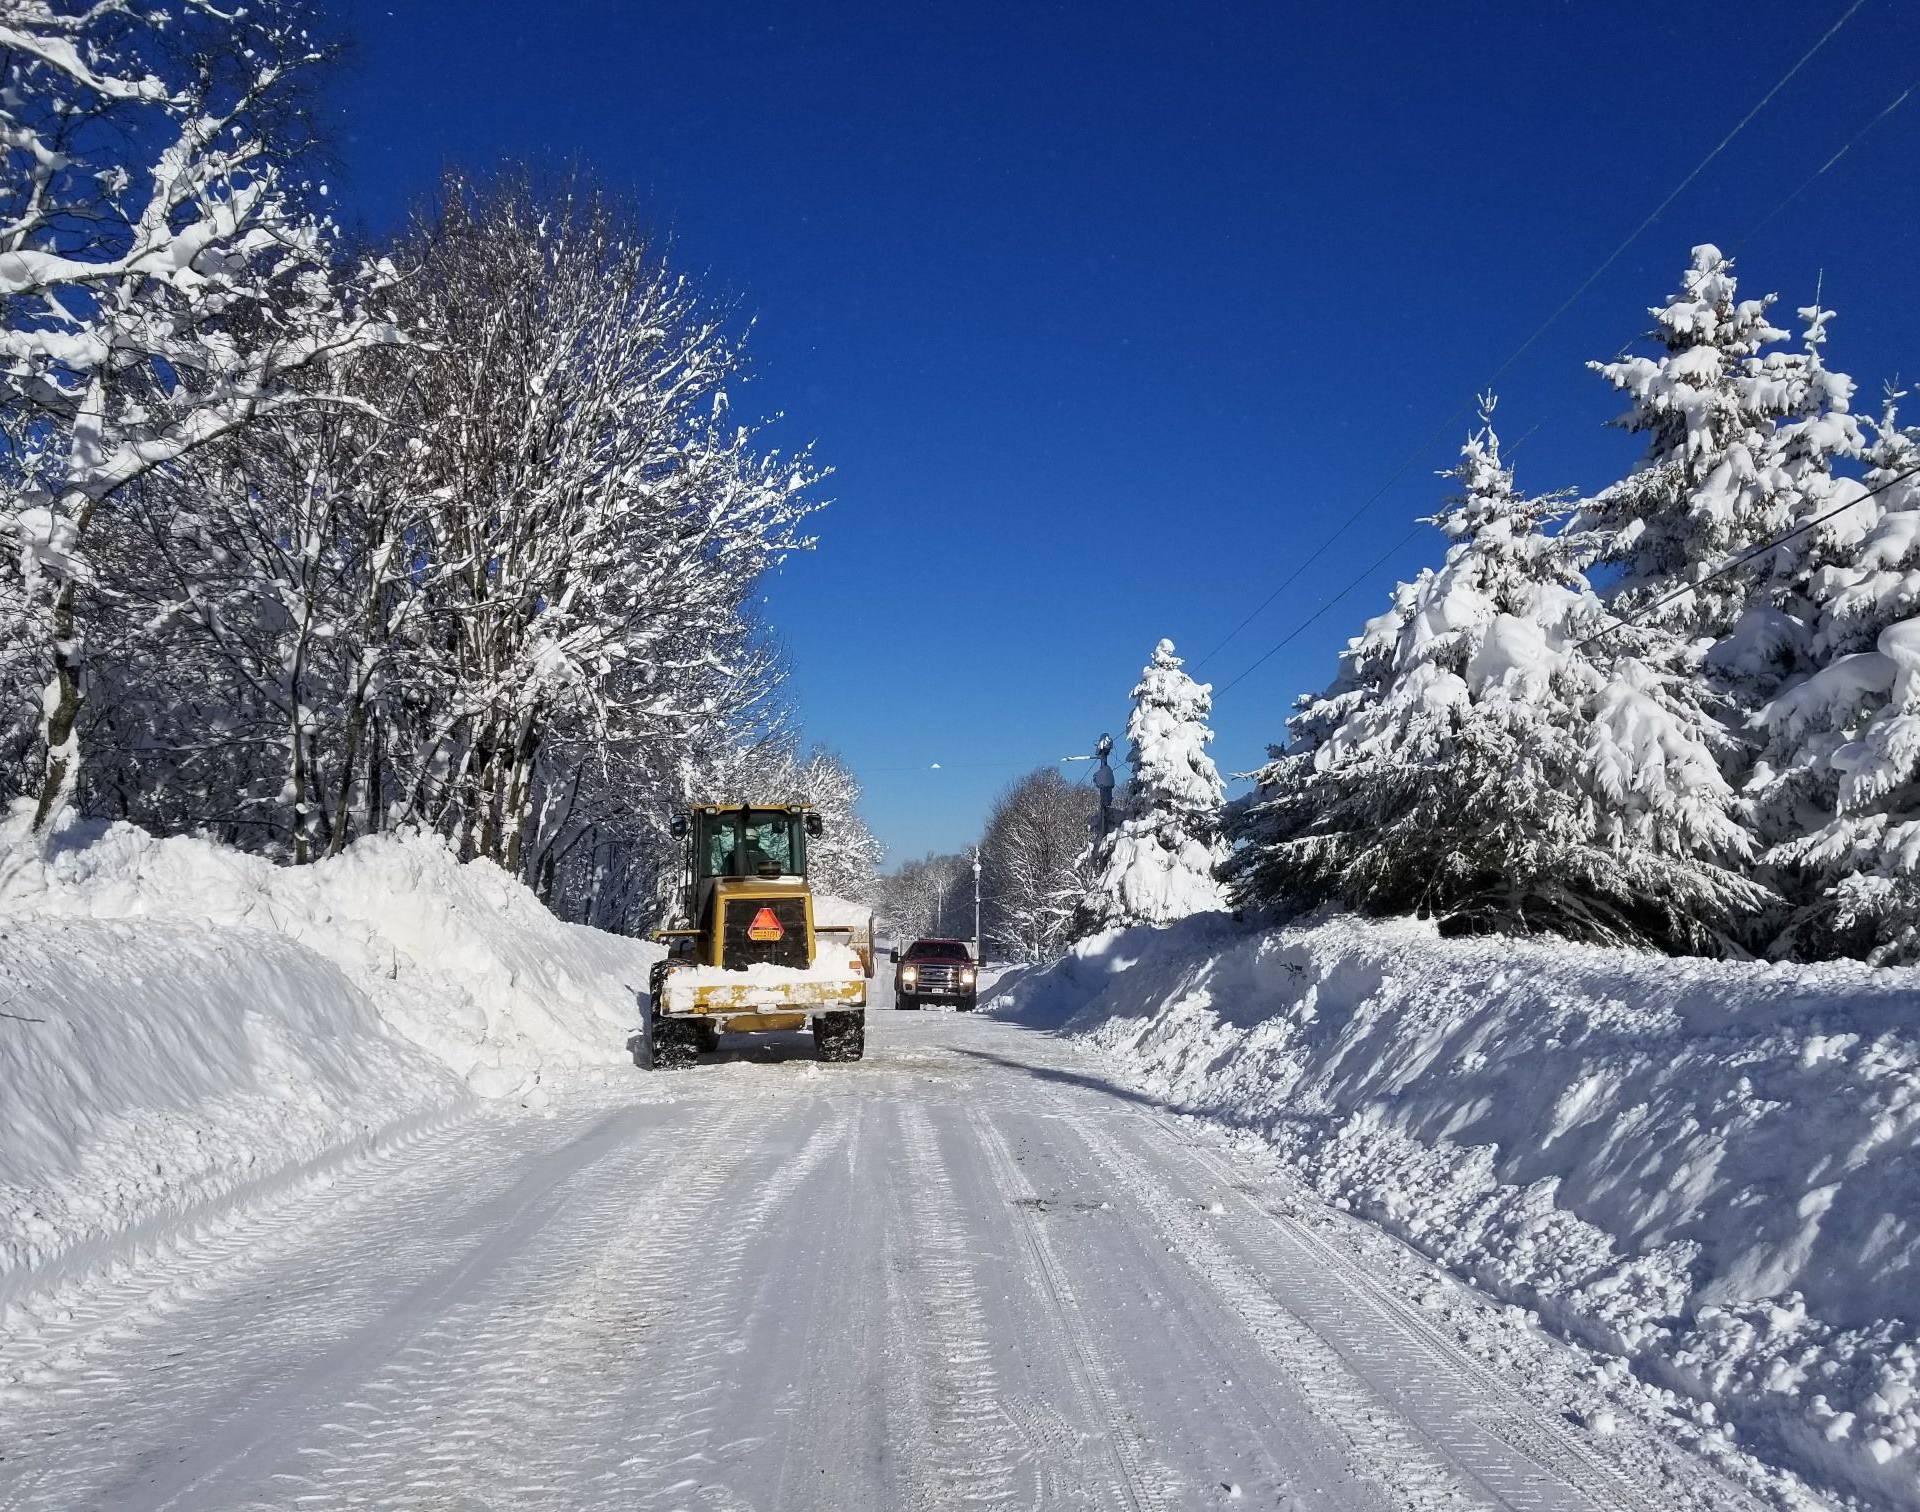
{"left": 662, "top": 977, "right": 865, "bottom": 1015}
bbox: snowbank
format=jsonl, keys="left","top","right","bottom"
{"left": 0, "top": 811, "right": 661, "bottom": 1096}
{"left": 0, "top": 913, "right": 461, "bottom": 1316}
{"left": 0, "top": 811, "right": 661, "bottom": 1319}
{"left": 992, "top": 913, "right": 1920, "bottom": 1507}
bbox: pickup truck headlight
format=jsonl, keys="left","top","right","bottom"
{"left": 901, "top": 966, "right": 918, "bottom": 985}
{"left": 960, "top": 967, "right": 976, "bottom": 984}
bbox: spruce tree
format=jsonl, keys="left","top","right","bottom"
{"left": 1579, "top": 244, "right": 1803, "bottom": 642}
{"left": 1753, "top": 394, "right": 1920, "bottom": 961}
{"left": 1224, "top": 402, "right": 1772, "bottom": 952}
{"left": 1076, "top": 640, "right": 1228, "bottom": 933}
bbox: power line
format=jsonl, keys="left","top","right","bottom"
{"left": 1213, "top": 524, "right": 1422, "bottom": 696}
{"left": 1575, "top": 460, "right": 1920, "bottom": 651}
{"left": 1737, "top": 77, "right": 1916, "bottom": 245}
{"left": 1195, "top": 0, "right": 1870, "bottom": 681}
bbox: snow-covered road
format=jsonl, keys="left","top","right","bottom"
{"left": 0, "top": 999, "right": 1772, "bottom": 1512}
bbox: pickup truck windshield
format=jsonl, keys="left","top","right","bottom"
{"left": 906, "top": 941, "right": 969, "bottom": 960}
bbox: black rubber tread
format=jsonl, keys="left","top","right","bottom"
{"left": 648, "top": 1015, "right": 700, "bottom": 1070}
{"left": 813, "top": 1011, "right": 866, "bottom": 1062}
{"left": 694, "top": 1020, "right": 722, "bottom": 1054}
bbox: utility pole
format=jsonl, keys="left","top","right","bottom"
{"left": 971, "top": 845, "right": 983, "bottom": 963}
{"left": 1092, "top": 732, "right": 1116, "bottom": 839}
{"left": 1064, "top": 732, "right": 1119, "bottom": 841}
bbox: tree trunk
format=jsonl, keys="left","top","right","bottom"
{"left": 30, "top": 575, "right": 84, "bottom": 836}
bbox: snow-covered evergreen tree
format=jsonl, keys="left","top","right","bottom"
{"left": 1076, "top": 639, "right": 1227, "bottom": 933}
{"left": 1225, "top": 403, "right": 1773, "bottom": 952}
{"left": 1752, "top": 394, "right": 1920, "bottom": 961}
{"left": 1579, "top": 245, "right": 1805, "bottom": 641}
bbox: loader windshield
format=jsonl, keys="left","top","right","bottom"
{"left": 697, "top": 809, "right": 806, "bottom": 879}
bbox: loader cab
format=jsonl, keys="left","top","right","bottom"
{"left": 695, "top": 807, "right": 814, "bottom": 882}
{"left": 669, "top": 805, "right": 829, "bottom": 968}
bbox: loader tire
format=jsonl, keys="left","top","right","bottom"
{"left": 648, "top": 1015, "right": 699, "bottom": 1070}
{"left": 695, "top": 1020, "right": 722, "bottom": 1055}
{"left": 814, "top": 1011, "right": 865, "bottom": 1063}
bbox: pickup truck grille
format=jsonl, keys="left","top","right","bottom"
{"left": 721, "top": 897, "right": 808, "bottom": 970}
{"left": 909, "top": 963, "right": 971, "bottom": 994}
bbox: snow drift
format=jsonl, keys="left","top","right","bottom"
{"left": 0, "top": 811, "right": 660, "bottom": 1096}
{"left": 993, "top": 912, "right": 1920, "bottom": 1507}
{"left": 0, "top": 811, "right": 660, "bottom": 1320}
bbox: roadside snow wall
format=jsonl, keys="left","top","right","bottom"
{"left": 0, "top": 811, "right": 661, "bottom": 1097}
{"left": 0, "top": 812, "right": 660, "bottom": 1320}
{"left": 992, "top": 912, "right": 1920, "bottom": 1508}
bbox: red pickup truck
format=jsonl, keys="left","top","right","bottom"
{"left": 890, "top": 938, "right": 978, "bottom": 1010}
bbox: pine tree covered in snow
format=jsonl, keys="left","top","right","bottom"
{"left": 1075, "top": 639, "right": 1226, "bottom": 934}
{"left": 1753, "top": 395, "right": 1920, "bottom": 962}
{"left": 1579, "top": 245, "right": 1807, "bottom": 643}
{"left": 1225, "top": 403, "right": 1774, "bottom": 953}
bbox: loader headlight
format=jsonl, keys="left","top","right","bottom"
{"left": 901, "top": 966, "right": 918, "bottom": 985}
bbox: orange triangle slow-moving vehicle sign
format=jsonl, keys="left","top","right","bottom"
{"left": 746, "top": 906, "right": 785, "bottom": 943}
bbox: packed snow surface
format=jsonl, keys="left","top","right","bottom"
{"left": 0, "top": 1004, "right": 1785, "bottom": 1510}
{"left": 993, "top": 912, "right": 1920, "bottom": 1507}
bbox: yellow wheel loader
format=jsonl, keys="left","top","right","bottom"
{"left": 645, "top": 803, "right": 874, "bottom": 1067}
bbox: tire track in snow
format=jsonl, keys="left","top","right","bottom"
{"left": 0, "top": 1100, "right": 484, "bottom": 1389}
{"left": 884, "top": 1099, "right": 1035, "bottom": 1511}
{"left": 220, "top": 1094, "right": 831, "bottom": 1511}
{"left": 1041, "top": 1092, "right": 1482, "bottom": 1512}
{"left": 1135, "top": 1112, "right": 1704, "bottom": 1512}
{"left": 610, "top": 1098, "right": 854, "bottom": 1510}
{"left": 968, "top": 1104, "right": 1174, "bottom": 1512}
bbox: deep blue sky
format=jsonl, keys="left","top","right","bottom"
{"left": 333, "top": 0, "right": 1920, "bottom": 862}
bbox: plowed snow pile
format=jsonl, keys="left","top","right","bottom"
{"left": 0, "top": 811, "right": 658, "bottom": 1317}
{"left": 993, "top": 913, "right": 1920, "bottom": 1507}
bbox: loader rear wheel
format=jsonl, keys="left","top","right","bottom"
{"left": 648, "top": 1015, "right": 699, "bottom": 1070}
{"left": 695, "top": 1020, "right": 722, "bottom": 1054}
{"left": 813, "top": 1011, "right": 865, "bottom": 1063}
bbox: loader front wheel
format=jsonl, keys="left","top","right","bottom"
{"left": 648, "top": 1015, "right": 699, "bottom": 1070}
{"left": 814, "top": 1011, "right": 865, "bottom": 1063}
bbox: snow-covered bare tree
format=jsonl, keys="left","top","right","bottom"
{"left": 881, "top": 852, "right": 974, "bottom": 943}
{"left": 980, "top": 767, "right": 1097, "bottom": 962}
{"left": 0, "top": 0, "right": 393, "bottom": 839}
{"left": 379, "top": 174, "right": 823, "bottom": 873}
{"left": 1226, "top": 402, "right": 1774, "bottom": 953}
{"left": 1075, "top": 639, "right": 1226, "bottom": 934}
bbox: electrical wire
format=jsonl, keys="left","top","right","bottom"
{"left": 1574, "top": 460, "right": 1920, "bottom": 651}
{"left": 1737, "top": 78, "right": 1915, "bottom": 245}
{"left": 1195, "top": 0, "right": 1871, "bottom": 682}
